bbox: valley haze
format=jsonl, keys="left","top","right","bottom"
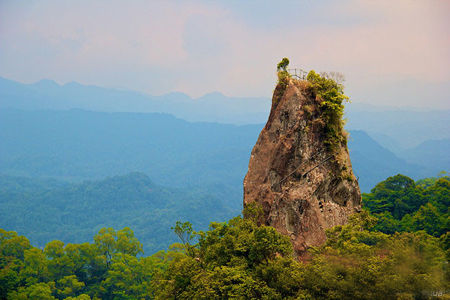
{"left": 0, "top": 77, "right": 448, "bottom": 252}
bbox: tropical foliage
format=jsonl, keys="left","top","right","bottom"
{"left": 306, "top": 70, "right": 349, "bottom": 151}
{"left": 1, "top": 175, "right": 448, "bottom": 299}
{"left": 275, "top": 58, "right": 291, "bottom": 101}
{"left": 1, "top": 213, "right": 448, "bottom": 299}
{"left": 0, "top": 173, "right": 236, "bottom": 254}
{"left": 363, "top": 174, "right": 449, "bottom": 238}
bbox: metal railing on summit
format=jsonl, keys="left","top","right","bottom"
{"left": 287, "top": 68, "right": 308, "bottom": 80}
{"left": 287, "top": 69, "right": 345, "bottom": 84}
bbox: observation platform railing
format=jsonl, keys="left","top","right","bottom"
{"left": 287, "top": 68, "right": 308, "bottom": 80}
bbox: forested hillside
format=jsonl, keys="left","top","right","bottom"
{"left": 1, "top": 107, "right": 446, "bottom": 261}
{"left": 1, "top": 174, "right": 447, "bottom": 272}
{"left": 0, "top": 173, "right": 236, "bottom": 254}
{"left": 0, "top": 109, "right": 440, "bottom": 194}
{"left": 363, "top": 174, "right": 449, "bottom": 237}
{"left": 0, "top": 109, "right": 259, "bottom": 192}
{"left": 1, "top": 175, "right": 448, "bottom": 299}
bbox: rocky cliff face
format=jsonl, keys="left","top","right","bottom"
{"left": 243, "top": 77, "right": 361, "bottom": 256}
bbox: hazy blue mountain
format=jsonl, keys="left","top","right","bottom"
{"left": 347, "top": 130, "right": 435, "bottom": 192}
{"left": 361, "top": 132, "right": 404, "bottom": 154}
{"left": 0, "top": 109, "right": 442, "bottom": 252}
{"left": 345, "top": 104, "right": 450, "bottom": 150}
{"left": 400, "top": 139, "right": 450, "bottom": 171}
{"left": 0, "top": 76, "right": 270, "bottom": 124}
{"left": 0, "top": 173, "right": 236, "bottom": 253}
{"left": 0, "top": 109, "right": 261, "bottom": 211}
{"left": 2, "top": 77, "right": 449, "bottom": 150}
{"left": 0, "top": 109, "right": 438, "bottom": 195}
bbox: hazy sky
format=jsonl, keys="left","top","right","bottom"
{"left": 1, "top": 0, "right": 449, "bottom": 108}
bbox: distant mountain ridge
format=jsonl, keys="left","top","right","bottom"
{"left": 347, "top": 130, "right": 435, "bottom": 191}
{"left": 0, "top": 76, "right": 270, "bottom": 124}
{"left": 0, "top": 172, "right": 235, "bottom": 253}
{"left": 1, "top": 76, "right": 448, "bottom": 149}
{"left": 0, "top": 108, "right": 444, "bottom": 253}
{"left": 0, "top": 109, "right": 440, "bottom": 194}
{"left": 345, "top": 106, "right": 450, "bottom": 150}
{"left": 400, "top": 139, "right": 450, "bottom": 171}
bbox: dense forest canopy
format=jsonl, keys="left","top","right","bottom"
{"left": 363, "top": 174, "right": 449, "bottom": 237}
{"left": 0, "top": 173, "right": 236, "bottom": 254}
{"left": 1, "top": 175, "right": 448, "bottom": 299}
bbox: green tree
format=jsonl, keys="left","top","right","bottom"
{"left": 411, "top": 203, "right": 445, "bottom": 236}
{"left": 64, "top": 295, "right": 91, "bottom": 300}
{"left": 45, "top": 240, "right": 75, "bottom": 281}
{"left": 101, "top": 253, "right": 157, "bottom": 299}
{"left": 94, "top": 227, "right": 143, "bottom": 269}
{"left": 0, "top": 229, "right": 31, "bottom": 260}
{"left": 0, "top": 229, "right": 32, "bottom": 298}
{"left": 301, "top": 213, "right": 447, "bottom": 299}
{"left": 21, "top": 248, "right": 49, "bottom": 285}
{"left": 55, "top": 275, "right": 85, "bottom": 299}
{"left": 306, "top": 70, "right": 349, "bottom": 150}
{"left": 153, "top": 216, "right": 297, "bottom": 299}
{"left": 9, "top": 282, "right": 56, "bottom": 300}
{"left": 275, "top": 58, "right": 292, "bottom": 99}
{"left": 363, "top": 174, "right": 449, "bottom": 237}
{"left": 0, "top": 262, "right": 20, "bottom": 299}
{"left": 277, "top": 57, "right": 290, "bottom": 72}
{"left": 372, "top": 211, "right": 400, "bottom": 234}
{"left": 171, "top": 221, "right": 196, "bottom": 258}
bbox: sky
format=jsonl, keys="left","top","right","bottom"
{"left": 1, "top": 0, "right": 449, "bottom": 109}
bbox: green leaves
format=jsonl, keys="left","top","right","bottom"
{"left": 1, "top": 173, "right": 448, "bottom": 299}
{"left": 249, "top": 226, "right": 292, "bottom": 264}
{"left": 1, "top": 209, "right": 448, "bottom": 299}
{"left": 171, "top": 221, "right": 197, "bottom": 258}
{"left": 363, "top": 174, "right": 449, "bottom": 237}
{"left": 8, "top": 282, "right": 56, "bottom": 300}
{"left": 116, "top": 227, "right": 144, "bottom": 257}
{"left": 306, "top": 70, "right": 349, "bottom": 151}
{"left": 153, "top": 216, "right": 298, "bottom": 298}
{"left": 0, "top": 229, "right": 31, "bottom": 260}
{"left": 277, "top": 57, "right": 290, "bottom": 72}
{"left": 154, "top": 209, "right": 448, "bottom": 299}
{"left": 275, "top": 58, "right": 292, "bottom": 103}
{"left": 94, "top": 227, "right": 143, "bottom": 268}
{"left": 302, "top": 216, "right": 447, "bottom": 299}
{"left": 0, "top": 227, "right": 151, "bottom": 299}
{"left": 55, "top": 275, "right": 85, "bottom": 299}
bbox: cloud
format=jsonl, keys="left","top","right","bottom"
{"left": 0, "top": 0, "right": 448, "bottom": 108}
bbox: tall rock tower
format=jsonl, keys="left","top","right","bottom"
{"left": 243, "top": 71, "right": 361, "bottom": 256}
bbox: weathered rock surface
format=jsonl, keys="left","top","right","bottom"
{"left": 243, "top": 78, "right": 361, "bottom": 256}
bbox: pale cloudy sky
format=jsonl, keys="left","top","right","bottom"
{"left": 1, "top": 0, "right": 449, "bottom": 108}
